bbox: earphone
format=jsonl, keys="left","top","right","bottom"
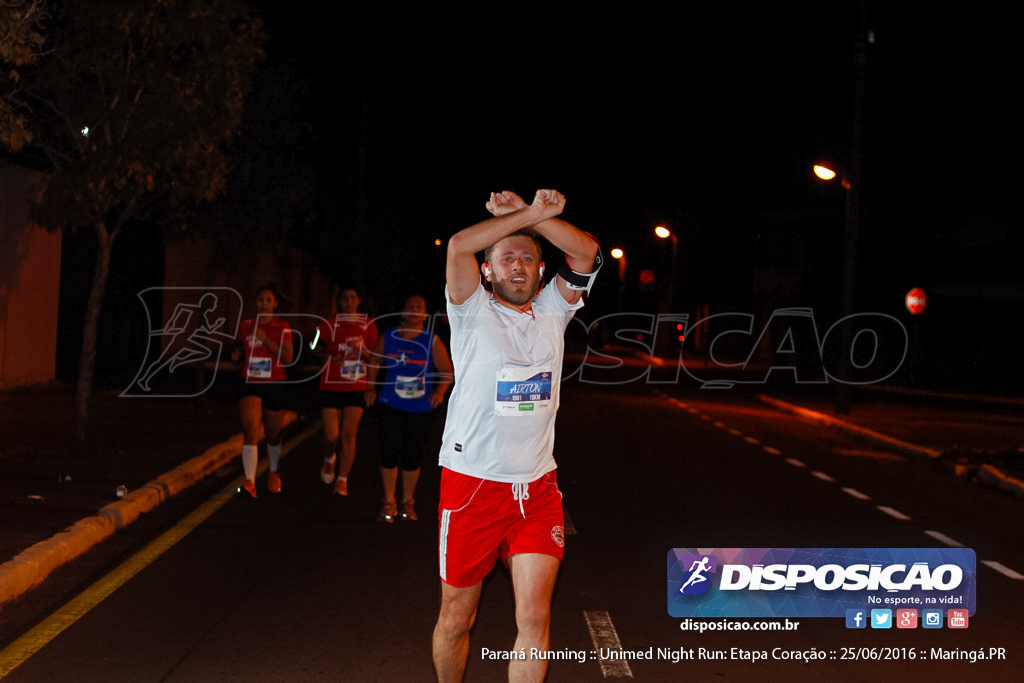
{"left": 483, "top": 263, "right": 543, "bottom": 278}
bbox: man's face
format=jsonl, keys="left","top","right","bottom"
{"left": 486, "top": 235, "right": 543, "bottom": 307}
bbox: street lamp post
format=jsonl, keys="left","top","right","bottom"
{"left": 654, "top": 225, "right": 679, "bottom": 357}
{"left": 610, "top": 247, "right": 626, "bottom": 311}
{"left": 813, "top": 161, "right": 860, "bottom": 414}
{"left": 813, "top": 5, "right": 866, "bottom": 416}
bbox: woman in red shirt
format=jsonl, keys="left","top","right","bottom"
{"left": 232, "top": 285, "right": 293, "bottom": 498}
{"left": 315, "top": 287, "right": 378, "bottom": 495}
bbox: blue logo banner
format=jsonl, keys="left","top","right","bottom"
{"left": 667, "top": 548, "right": 976, "bottom": 618}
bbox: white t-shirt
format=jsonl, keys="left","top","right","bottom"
{"left": 439, "top": 282, "right": 583, "bottom": 483}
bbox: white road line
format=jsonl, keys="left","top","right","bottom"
{"left": 842, "top": 487, "right": 871, "bottom": 501}
{"left": 877, "top": 506, "right": 912, "bottom": 521}
{"left": 763, "top": 446, "right": 782, "bottom": 455}
{"left": 728, "top": 429, "right": 742, "bottom": 437}
{"left": 981, "top": 560, "right": 1024, "bottom": 580}
{"left": 743, "top": 436, "right": 761, "bottom": 445}
{"left": 923, "top": 530, "right": 965, "bottom": 548}
{"left": 700, "top": 414, "right": 712, "bottom": 421}
{"left": 563, "top": 506, "right": 577, "bottom": 536}
{"left": 713, "top": 422, "right": 726, "bottom": 429}
{"left": 583, "top": 611, "right": 633, "bottom": 679}
{"left": 785, "top": 458, "right": 806, "bottom": 468}
{"left": 687, "top": 407, "right": 699, "bottom": 415}
{"left": 811, "top": 471, "right": 835, "bottom": 482}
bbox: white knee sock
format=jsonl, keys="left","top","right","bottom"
{"left": 268, "top": 443, "right": 281, "bottom": 472}
{"left": 242, "top": 444, "right": 258, "bottom": 481}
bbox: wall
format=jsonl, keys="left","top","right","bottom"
{"left": 0, "top": 162, "right": 61, "bottom": 389}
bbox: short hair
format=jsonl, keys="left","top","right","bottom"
{"left": 483, "top": 228, "right": 543, "bottom": 264}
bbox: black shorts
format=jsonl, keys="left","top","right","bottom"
{"left": 378, "top": 405, "right": 433, "bottom": 470}
{"left": 319, "top": 390, "right": 366, "bottom": 411}
{"left": 237, "top": 380, "right": 291, "bottom": 412}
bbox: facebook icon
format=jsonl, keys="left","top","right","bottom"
{"left": 845, "top": 609, "right": 866, "bottom": 629}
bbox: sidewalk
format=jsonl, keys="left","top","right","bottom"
{"left": 2, "top": 378, "right": 1022, "bottom": 610}
{"left": 0, "top": 381, "right": 308, "bottom": 606}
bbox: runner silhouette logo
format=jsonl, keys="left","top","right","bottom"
{"left": 678, "top": 555, "right": 718, "bottom": 595}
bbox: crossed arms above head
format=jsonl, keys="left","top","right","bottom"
{"left": 446, "top": 189, "right": 600, "bottom": 306}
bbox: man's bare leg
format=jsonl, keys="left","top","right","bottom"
{"left": 508, "top": 553, "right": 560, "bottom": 682}
{"left": 433, "top": 581, "right": 483, "bottom": 682}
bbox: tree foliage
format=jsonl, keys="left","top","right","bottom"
{"left": 2, "top": 0, "right": 265, "bottom": 442}
{"left": 0, "top": 0, "right": 47, "bottom": 151}
{"left": 15, "top": 0, "right": 265, "bottom": 233}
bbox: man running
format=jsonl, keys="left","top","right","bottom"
{"left": 433, "top": 188, "right": 600, "bottom": 682}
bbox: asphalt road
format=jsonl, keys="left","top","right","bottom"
{"left": 2, "top": 374, "right": 1023, "bottom": 681}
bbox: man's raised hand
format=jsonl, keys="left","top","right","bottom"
{"left": 485, "top": 190, "right": 528, "bottom": 216}
{"left": 532, "top": 189, "right": 566, "bottom": 220}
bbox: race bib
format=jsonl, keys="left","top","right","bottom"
{"left": 340, "top": 360, "right": 365, "bottom": 381}
{"left": 495, "top": 367, "right": 552, "bottom": 417}
{"left": 248, "top": 357, "right": 272, "bottom": 379}
{"left": 395, "top": 374, "right": 426, "bottom": 399}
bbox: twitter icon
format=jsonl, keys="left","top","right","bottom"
{"left": 870, "top": 609, "right": 892, "bottom": 629}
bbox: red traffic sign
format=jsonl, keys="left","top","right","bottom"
{"left": 905, "top": 287, "right": 927, "bottom": 315}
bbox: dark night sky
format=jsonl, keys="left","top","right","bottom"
{"left": 254, "top": 4, "right": 1020, "bottom": 316}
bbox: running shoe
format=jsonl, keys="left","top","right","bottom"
{"left": 377, "top": 498, "right": 397, "bottom": 523}
{"left": 267, "top": 471, "right": 282, "bottom": 494}
{"left": 333, "top": 476, "right": 348, "bottom": 496}
{"left": 399, "top": 499, "right": 417, "bottom": 521}
{"left": 320, "top": 455, "right": 336, "bottom": 484}
{"left": 240, "top": 480, "right": 257, "bottom": 499}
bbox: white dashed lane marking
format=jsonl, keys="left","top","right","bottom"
{"left": 876, "top": 506, "right": 912, "bottom": 521}
{"left": 653, "top": 391, "right": 1024, "bottom": 581}
{"left": 924, "top": 530, "right": 965, "bottom": 548}
{"left": 583, "top": 611, "right": 633, "bottom": 678}
{"left": 842, "top": 487, "right": 872, "bottom": 501}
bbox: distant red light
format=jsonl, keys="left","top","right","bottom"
{"left": 905, "top": 287, "right": 927, "bottom": 315}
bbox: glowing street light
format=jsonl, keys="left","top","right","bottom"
{"left": 654, "top": 226, "right": 679, "bottom": 356}
{"left": 813, "top": 164, "right": 836, "bottom": 181}
{"left": 610, "top": 248, "right": 626, "bottom": 310}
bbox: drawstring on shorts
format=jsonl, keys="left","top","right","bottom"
{"left": 511, "top": 482, "right": 530, "bottom": 518}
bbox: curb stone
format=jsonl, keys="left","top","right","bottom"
{"left": 0, "top": 435, "right": 243, "bottom": 607}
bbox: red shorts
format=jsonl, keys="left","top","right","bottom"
{"left": 438, "top": 468, "right": 565, "bottom": 588}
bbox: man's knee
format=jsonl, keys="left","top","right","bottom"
{"left": 436, "top": 603, "right": 476, "bottom": 641}
{"left": 515, "top": 599, "right": 551, "bottom": 635}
